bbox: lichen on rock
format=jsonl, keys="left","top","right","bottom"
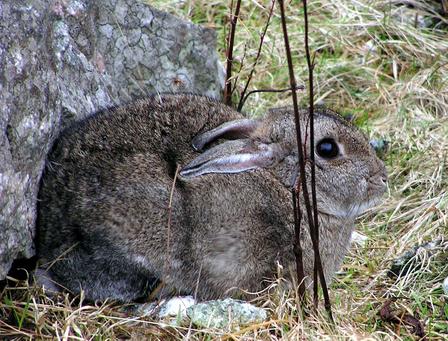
{"left": 186, "top": 298, "right": 268, "bottom": 330}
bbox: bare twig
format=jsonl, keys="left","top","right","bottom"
{"left": 302, "top": 0, "right": 318, "bottom": 309}
{"left": 166, "top": 165, "right": 180, "bottom": 251}
{"left": 278, "top": 0, "right": 310, "bottom": 306}
{"left": 224, "top": 0, "right": 242, "bottom": 105}
{"left": 161, "top": 165, "right": 180, "bottom": 297}
{"left": 231, "top": 43, "right": 248, "bottom": 97}
{"left": 237, "top": 0, "right": 276, "bottom": 111}
{"left": 278, "top": 0, "right": 333, "bottom": 319}
{"left": 238, "top": 85, "right": 304, "bottom": 111}
{"left": 302, "top": 0, "right": 332, "bottom": 319}
{"left": 292, "top": 180, "right": 306, "bottom": 300}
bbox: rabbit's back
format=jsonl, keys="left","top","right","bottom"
{"left": 38, "top": 94, "right": 242, "bottom": 239}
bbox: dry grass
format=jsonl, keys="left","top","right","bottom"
{"left": 1, "top": 0, "right": 448, "bottom": 339}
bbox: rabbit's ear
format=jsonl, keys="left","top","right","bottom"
{"left": 180, "top": 139, "right": 283, "bottom": 179}
{"left": 192, "top": 119, "right": 259, "bottom": 152}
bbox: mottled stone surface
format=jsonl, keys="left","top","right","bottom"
{"left": 0, "top": 0, "right": 224, "bottom": 279}
{"left": 128, "top": 297, "right": 267, "bottom": 329}
{"left": 186, "top": 298, "right": 268, "bottom": 329}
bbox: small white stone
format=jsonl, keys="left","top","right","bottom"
{"left": 133, "top": 295, "right": 196, "bottom": 324}
{"left": 158, "top": 296, "right": 196, "bottom": 318}
{"left": 351, "top": 231, "right": 368, "bottom": 246}
{"left": 443, "top": 277, "right": 448, "bottom": 296}
{"left": 362, "top": 40, "right": 377, "bottom": 55}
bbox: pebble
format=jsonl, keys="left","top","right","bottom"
{"left": 132, "top": 296, "right": 268, "bottom": 329}
{"left": 388, "top": 239, "right": 441, "bottom": 278}
{"left": 369, "top": 139, "right": 389, "bottom": 155}
{"left": 133, "top": 296, "right": 196, "bottom": 326}
{"left": 186, "top": 298, "right": 268, "bottom": 329}
{"left": 351, "top": 231, "right": 368, "bottom": 246}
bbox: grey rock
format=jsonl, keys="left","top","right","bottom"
{"left": 391, "top": 6, "right": 435, "bottom": 29}
{"left": 186, "top": 298, "right": 268, "bottom": 329}
{"left": 369, "top": 139, "right": 389, "bottom": 157}
{"left": 388, "top": 239, "right": 442, "bottom": 278}
{"left": 369, "top": 139, "right": 388, "bottom": 152}
{"left": 0, "top": 0, "right": 224, "bottom": 279}
{"left": 127, "top": 297, "right": 267, "bottom": 329}
{"left": 390, "top": 1, "right": 448, "bottom": 29}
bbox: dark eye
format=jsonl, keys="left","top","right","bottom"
{"left": 316, "top": 138, "right": 339, "bottom": 159}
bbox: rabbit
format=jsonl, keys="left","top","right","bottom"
{"left": 36, "top": 93, "right": 387, "bottom": 302}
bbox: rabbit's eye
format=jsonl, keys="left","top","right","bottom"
{"left": 316, "top": 138, "right": 339, "bottom": 159}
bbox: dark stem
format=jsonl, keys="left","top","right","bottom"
{"left": 302, "top": 0, "right": 318, "bottom": 309}
{"left": 238, "top": 85, "right": 304, "bottom": 112}
{"left": 224, "top": 0, "right": 242, "bottom": 106}
{"left": 231, "top": 43, "right": 248, "bottom": 97}
{"left": 161, "top": 165, "right": 180, "bottom": 297}
{"left": 237, "top": 0, "right": 276, "bottom": 111}
{"left": 278, "top": 0, "right": 314, "bottom": 307}
{"left": 292, "top": 180, "right": 306, "bottom": 300}
{"left": 279, "top": 0, "right": 333, "bottom": 320}
{"left": 302, "top": 0, "right": 333, "bottom": 320}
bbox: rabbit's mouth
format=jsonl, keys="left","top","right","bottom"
{"left": 355, "top": 177, "right": 387, "bottom": 216}
{"left": 347, "top": 196, "right": 384, "bottom": 217}
{"left": 318, "top": 174, "right": 386, "bottom": 219}
{"left": 317, "top": 194, "right": 383, "bottom": 219}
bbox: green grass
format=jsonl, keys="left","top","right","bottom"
{"left": 1, "top": 0, "right": 448, "bottom": 339}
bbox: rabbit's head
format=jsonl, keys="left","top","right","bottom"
{"left": 180, "top": 107, "right": 387, "bottom": 219}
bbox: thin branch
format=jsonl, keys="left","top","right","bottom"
{"left": 278, "top": 0, "right": 312, "bottom": 306}
{"left": 238, "top": 85, "right": 304, "bottom": 112}
{"left": 278, "top": 0, "right": 333, "bottom": 320}
{"left": 161, "top": 165, "right": 180, "bottom": 297}
{"left": 302, "top": 0, "right": 333, "bottom": 320}
{"left": 237, "top": 0, "right": 276, "bottom": 111}
{"left": 302, "top": 0, "right": 318, "bottom": 309}
{"left": 224, "top": 0, "right": 242, "bottom": 105}
{"left": 292, "top": 179, "right": 306, "bottom": 300}
{"left": 231, "top": 43, "right": 248, "bottom": 97}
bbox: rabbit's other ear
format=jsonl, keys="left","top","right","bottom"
{"left": 180, "top": 139, "right": 285, "bottom": 179}
{"left": 192, "top": 119, "right": 260, "bottom": 152}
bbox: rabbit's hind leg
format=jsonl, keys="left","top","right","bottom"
{"left": 34, "top": 267, "right": 62, "bottom": 296}
{"left": 39, "top": 244, "right": 159, "bottom": 303}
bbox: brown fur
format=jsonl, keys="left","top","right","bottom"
{"left": 36, "top": 94, "right": 387, "bottom": 302}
